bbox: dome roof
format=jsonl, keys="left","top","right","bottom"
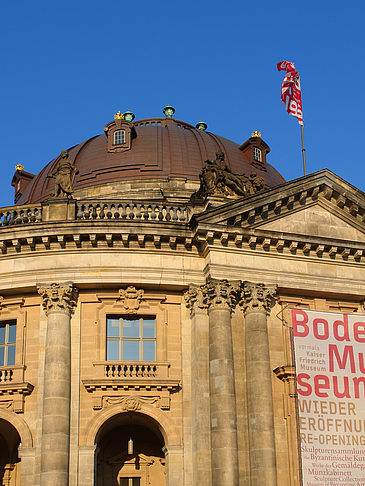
{"left": 16, "top": 117, "right": 285, "bottom": 204}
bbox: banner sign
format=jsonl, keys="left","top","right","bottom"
{"left": 292, "top": 308, "right": 365, "bottom": 485}
{"left": 277, "top": 60, "right": 304, "bottom": 125}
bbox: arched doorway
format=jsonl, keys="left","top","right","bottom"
{"left": 96, "top": 412, "right": 166, "bottom": 486}
{"left": 0, "top": 419, "right": 21, "bottom": 486}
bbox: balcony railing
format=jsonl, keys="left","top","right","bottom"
{"left": 76, "top": 201, "right": 187, "bottom": 222}
{"left": 0, "top": 365, "right": 25, "bottom": 383}
{"left": 92, "top": 361, "right": 170, "bottom": 379}
{"left": 0, "top": 205, "right": 42, "bottom": 226}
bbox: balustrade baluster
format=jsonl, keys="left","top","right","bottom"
{"left": 120, "top": 204, "right": 127, "bottom": 219}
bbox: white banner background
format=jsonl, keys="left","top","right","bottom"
{"left": 291, "top": 308, "right": 365, "bottom": 486}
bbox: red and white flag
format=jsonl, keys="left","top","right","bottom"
{"left": 277, "top": 60, "right": 303, "bottom": 125}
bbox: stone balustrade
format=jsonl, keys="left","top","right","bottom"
{"left": 76, "top": 201, "right": 187, "bottom": 222}
{"left": 92, "top": 361, "right": 170, "bottom": 379}
{"left": 0, "top": 365, "right": 25, "bottom": 383}
{"left": 0, "top": 205, "right": 42, "bottom": 226}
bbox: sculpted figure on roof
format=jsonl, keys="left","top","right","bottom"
{"left": 191, "top": 151, "right": 265, "bottom": 201}
{"left": 49, "top": 150, "right": 78, "bottom": 198}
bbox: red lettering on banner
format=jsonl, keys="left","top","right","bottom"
{"left": 314, "top": 375, "right": 330, "bottom": 397}
{"left": 297, "top": 373, "right": 311, "bottom": 396}
{"left": 333, "top": 376, "right": 350, "bottom": 398}
{"left": 354, "top": 322, "right": 365, "bottom": 342}
{"left": 292, "top": 309, "right": 309, "bottom": 337}
{"left": 333, "top": 314, "right": 350, "bottom": 341}
{"left": 313, "top": 318, "right": 329, "bottom": 340}
{"left": 329, "top": 344, "right": 355, "bottom": 372}
{"left": 354, "top": 377, "right": 365, "bottom": 398}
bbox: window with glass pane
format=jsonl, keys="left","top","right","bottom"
{"left": 253, "top": 147, "right": 262, "bottom": 162}
{"left": 120, "top": 478, "right": 140, "bottom": 486}
{"left": 106, "top": 316, "right": 156, "bottom": 361}
{"left": 0, "top": 321, "right": 16, "bottom": 366}
{"left": 114, "top": 130, "right": 126, "bottom": 145}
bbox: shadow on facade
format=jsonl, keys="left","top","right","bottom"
{"left": 95, "top": 412, "right": 166, "bottom": 486}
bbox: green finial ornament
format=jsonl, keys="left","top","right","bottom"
{"left": 196, "top": 121, "right": 207, "bottom": 131}
{"left": 124, "top": 110, "right": 135, "bottom": 122}
{"left": 163, "top": 105, "right": 175, "bottom": 118}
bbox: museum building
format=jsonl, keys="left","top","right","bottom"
{"left": 0, "top": 107, "right": 364, "bottom": 486}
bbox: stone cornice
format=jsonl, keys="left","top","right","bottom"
{"left": 193, "top": 169, "right": 365, "bottom": 227}
{"left": 37, "top": 282, "right": 78, "bottom": 316}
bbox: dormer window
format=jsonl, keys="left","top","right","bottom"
{"left": 114, "top": 130, "right": 126, "bottom": 145}
{"left": 253, "top": 147, "right": 262, "bottom": 162}
{"left": 104, "top": 113, "right": 137, "bottom": 153}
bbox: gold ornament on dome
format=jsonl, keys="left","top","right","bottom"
{"left": 251, "top": 130, "right": 261, "bottom": 138}
{"left": 15, "top": 164, "right": 25, "bottom": 171}
{"left": 114, "top": 111, "right": 124, "bottom": 120}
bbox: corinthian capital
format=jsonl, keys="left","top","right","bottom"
{"left": 37, "top": 282, "right": 78, "bottom": 316}
{"left": 239, "top": 281, "right": 276, "bottom": 315}
{"left": 184, "top": 285, "right": 208, "bottom": 315}
{"left": 203, "top": 278, "right": 239, "bottom": 312}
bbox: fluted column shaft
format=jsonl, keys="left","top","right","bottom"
{"left": 241, "top": 282, "right": 277, "bottom": 486}
{"left": 206, "top": 279, "right": 239, "bottom": 486}
{"left": 185, "top": 287, "right": 211, "bottom": 486}
{"left": 38, "top": 282, "right": 78, "bottom": 486}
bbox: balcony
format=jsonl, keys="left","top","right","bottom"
{"left": 0, "top": 365, "right": 34, "bottom": 413}
{"left": 82, "top": 361, "right": 180, "bottom": 411}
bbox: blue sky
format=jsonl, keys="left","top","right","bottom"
{"left": 1, "top": 1, "right": 364, "bottom": 206}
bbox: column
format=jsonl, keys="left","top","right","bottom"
{"left": 184, "top": 286, "right": 211, "bottom": 486}
{"left": 37, "top": 282, "right": 78, "bottom": 486}
{"left": 240, "top": 281, "right": 277, "bottom": 486}
{"left": 205, "top": 278, "right": 239, "bottom": 486}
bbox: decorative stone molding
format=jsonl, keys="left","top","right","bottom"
{"left": 102, "top": 395, "right": 168, "bottom": 410}
{"left": 118, "top": 286, "right": 144, "bottom": 313}
{"left": 37, "top": 282, "right": 78, "bottom": 316}
{"left": 184, "top": 285, "right": 208, "bottom": 315}
{"left": 204, "top": 277, "right": 239, "bottom": 312}
{"left": 0, "top": 371, "right": 34, "bottom": 413}
{"left": 239, "top": 281, "right": 276, "bottom": 315}
{"left": 274, "top": 365, "right": 296, "bottom": 397}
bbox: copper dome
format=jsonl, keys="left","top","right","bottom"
{"left": 16, "top": 117, "right": 285, "bottom": 204}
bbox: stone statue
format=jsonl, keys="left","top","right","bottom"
{"left": 191, "top": 152, "right": 266, "bottom": 201}
{"left": 244, "top": 172, "right": 266, "bottom": 195}
{"left": 49, "top": 150, "right": 78, "bottom": 198}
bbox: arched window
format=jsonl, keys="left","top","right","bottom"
{"left": 114, "top": 130, "right": 126, "bottom": 145}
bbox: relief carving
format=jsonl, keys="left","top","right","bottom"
{"left": 190, "top": 151, "right": 265, "bottom": 201}
{"left": 239, "top": 281, "right": 276, "bottom": 315}
{"left": 37, "top": 282, "right": 78, "bottom": 316}
{"left": 102, "top": 395, "right": 166, "bottom": 410}
{"left": 118, "top": 286, "right": 144, "bottom": 313}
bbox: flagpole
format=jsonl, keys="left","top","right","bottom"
{"left": 300, "top": 124, "right": 307, "bottom": 176}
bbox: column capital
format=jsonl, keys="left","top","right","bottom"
{"left": 204, "top": 278, "right": 239, "bottom": 312}
{"left": 184, "top": 285, "right": 208, "bottom": 315}
{"left": 239, "top": 281, "right": 276, "bottom": 315}
{"left": 37, "top": 282, "right": 78, "bottom": 316}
